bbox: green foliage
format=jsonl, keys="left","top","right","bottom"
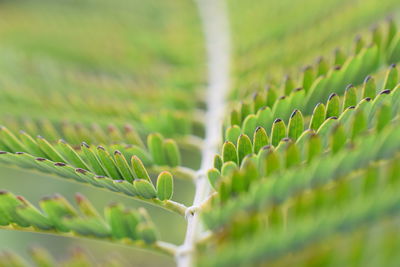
{"left": 0, "top": 191, "right": 159, "bottom": 245}
{"left": 0, "top": 1, "right": 400, "bottom": 266}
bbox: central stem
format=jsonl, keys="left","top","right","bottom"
{"left": 176, "top": 0, "right": 230, "bottom": 266}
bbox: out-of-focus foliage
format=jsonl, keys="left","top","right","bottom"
{"left": 0, "top": 0, "right": 399, "bottom": 266}
{"left": 200, "top": 15, "right": 400, "bottom": 267}
{"left": 229, "top": 0, "right": 400, "bottom": 98}
{"left": 0, "top": 0, "right": 205, "bottom": 139}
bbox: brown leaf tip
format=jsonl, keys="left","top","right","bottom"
{"left": 380, "top": 89, "right": 391, "bottom": 95}
{"left": 81, "top": 142, "right": 90, "bottom": 148}
{"left": 328, "top": 93, "right": 337, "bottom": 100}
{"left": 75, "top": 168, "right": 87, "bottom": 174}
{"left": 364, "top": 75, "right": 372, "bottom": 83}
{"left": 290, "top": 109, "right": 298, "bottom": 118}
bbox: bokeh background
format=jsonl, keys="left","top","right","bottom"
{"left": 0, "top": 0, "right": 399, "bottom": 266}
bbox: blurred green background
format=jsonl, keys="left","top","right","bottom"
{"left": 0, "top": 0, "right": 201, "bottom": 265}
{"left": 0, "top": 0, "right": 399, "bottom": 265}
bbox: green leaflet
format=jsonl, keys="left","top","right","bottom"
{"left": 105, "top": 203, "right": 131, "bottom": 239}
{"left": 16, "top": 203, "right": 53, "bottom": 230}
{"left": 369, "top": 89, "right": 392, "bottom": 122}
{"left": 96, "top": 146, "right": 122, "bottom": 179}
{"left": 231, "top": 170, "right": 248, "bottom": 194}
{"left": 39, "top": 194, "right": 78, "bottom": 232}
{"left": 222, "top": 141, "right": 238, "bottom": 164}
{"left": 163, "top": 139, "right": 181, "bottom": 167}
{"left": 131, "top": 156, "right": 151, "bottom": 182}
{"left": 361, "top": 75, "right": 376, "bottom": 99}
{"left": 253, "top": 127, "right": 269, "bottom": 154}
{"left": 383, "top": 64, "right": 398, "bottom": 89}
{"left": 81, "top": 142, "right": 107, "bottom": 176}
{"left": 58, "top": 140, "right": 89, "bottom": 169}
{"left": 221, "top": 161, "right": 238, "bottom": 177}
{"left": 240, "top": 101, "right": 253, "bottom": 123}
{"left": 230, "top": 108, "right": 241, "bottom": 126}
{"left": 242, "top": 115, "right": 258, "bottom": 140}
{"left": 156, "top": 171, "right": 174, "bottom": 201}
{"left": 256, "top": 107, "right": 273, "bottom": 132}
{"left": 0, "top": 126, "right": 27, "bottom": 152}
{"left": 270, "top": 119, "right": 286, "bottom": 146}
{"left": 213, "top": 154, "right": 223, "bottom": 171}
{"left": 265, "top": 88, "right": 278, "bottom": 108}
{"left": 62, "top": 217, "right": 110, "bottom": 238}
{"left": 137, "top": 208, "right": 158, "bottom": 244}
{"left": 388, "top": 34, "right": 400, "bottom": 64}
{"left": 353, "top": 35, "right": 365, "bottom": 55}
{"left": 351, "top": 109, "right": 368, "bottom": 140}
{"left": 375, "top": 103, "right": 392, "bottom": 132}
{"left": 330, "top": 124, "right": 347, "bottom": 154}
{"left": 301, "top": 66, "right": 314, "bottom": 92}
{"left": 134, "top": 179, "right": 157, "bottom": 199}
{"left": 309, "top": 103, "right": 326, "bottom": 130}
{"left": 317, "top": 117, "right": 339, "bottom": 146}
{"left": 0, "top": 191, "right": 24, "bottom": 226}
{"left": 147, "top": 133, "right": 166, "bottom": 165}
{"left": 343, "top": 84, "right": 357, "bottom": 109}
{"left": 208, "top": 168, "right": 221, "bottom": 190}
{"left": 259, "top": 146, "right": 280, "bottom": 176}
{"left": 306, "top": 133, "right": 322, "bottom": 163}
{"left": 75, "top": 193, "right": 100, "bottom": 218}
{"left": 334, "top": 48, "right": 347, "bottom": 66}
{"left": 316, "top": 57, "right": 329, "bottom": 76}
{"left": 113, "top": 151, "right": 135, "bottom": 182}
{"left": 241, "top": 155, "right": 258, "bottom": 183}
{"left": 237, "top": 134, "right": 252, "bottom": 165}
{"left": 275, "top": 138, "right": 291, "bottom": 153}
{"left": 218, "top": 178, "right": 231, "bottom": 203}
{"left": 138, "top": 224, "right": 158, "bottom": 244}
{"left": 283, "top": 75, "right": 295, "bottom": 95}
{"left": 36, "top": 136, "right": 66, "bottom": 163}
{"left": 285, "top": 142, "right": 301, "bottom": 168}
{"left": 386, "top": 18, "right": 397, "bottom": 49}
{"left": 18, "top": 131, "right": 45, "bottom": 157}
{"left": 288, "top": 88, "right": 305, "bottom": 114}
{"left": 326, "top": 93, "right": 341, "bottom": 118}
{"left": 253, "top": 92, "right": 266, "bottom": 112}
{"left": 124, "top": 124, "right": 145, "bottom": 148}
{"left": 225, "top": 125, "right": 241, "bottom": 145}
{"left": 272, "top": 96, "right": 291, "bottom": 120}
{"left": 287, "top": 110, "right": 304, "bottom": 141}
